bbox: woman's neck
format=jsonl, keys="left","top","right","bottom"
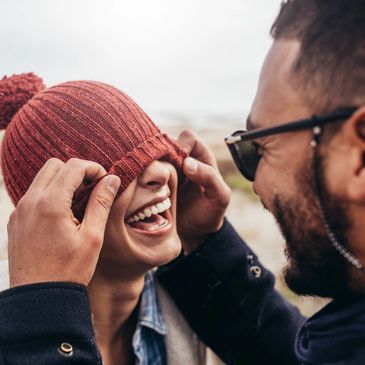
{"left": 88, "top": 270, "right": 146, "bottom": 364}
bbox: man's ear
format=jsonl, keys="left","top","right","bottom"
{"left": 346, "top": 106, "right": 365, "bottom": 202}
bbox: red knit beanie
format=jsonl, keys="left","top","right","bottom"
{"left": 0, "top": 73, "right": 186, "bottom": 220}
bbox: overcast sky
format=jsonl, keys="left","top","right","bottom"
{"left": 1, "top": 0, "right": 281, "bottom": 122}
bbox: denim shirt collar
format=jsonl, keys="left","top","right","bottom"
{"left": 137, "top": 271, "right": 167, "bottom": 335}
{"left": 132, "top": 271, "right": 167, "bottom": 365}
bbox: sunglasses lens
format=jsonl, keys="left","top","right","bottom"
{"left": 230, "top": 140, "right": 260, "bottom": 181}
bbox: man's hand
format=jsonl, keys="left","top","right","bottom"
{"left": 7, "top": 158, "right": 121, "bottom": 288}
{"left": 176, "top": 130, "right": 231, "bottom": 253}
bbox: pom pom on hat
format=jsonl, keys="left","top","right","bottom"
{"left": 0, "top": 73, "right": 45, "bottom": 130}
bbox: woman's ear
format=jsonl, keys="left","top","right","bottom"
{"left": 346, "top": 106, "right": 365, "bottom": 202}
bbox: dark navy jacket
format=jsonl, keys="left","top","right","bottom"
{"left": 0, "top": 221, "right": 315, "bottom": 364}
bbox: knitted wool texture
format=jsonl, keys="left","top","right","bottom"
{"left": 0, "top": 73, "right": 186, "bottom": 219}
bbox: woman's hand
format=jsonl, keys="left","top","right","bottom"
{"left": 176, "top": 130, "right": 231, "bottom": 253}
{"left": 7, "top": 158, "right": 121, "bottom": 287}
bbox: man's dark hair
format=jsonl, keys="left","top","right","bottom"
{"left": 270, "top": 0, "right": 365, "bottom": 113}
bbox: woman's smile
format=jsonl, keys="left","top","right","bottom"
{"left": 125, "top": 196, "right": 173, "bottom": 236}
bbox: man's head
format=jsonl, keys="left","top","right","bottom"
{"left": 271, "top": 0, "right": 365, "bottom": 112}
{"left": 248, "top": 0, "right": 365, "bottom": 298}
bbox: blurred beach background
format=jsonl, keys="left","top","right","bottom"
{"left": 0, "top": 0, "right": 327, "bottom": 314}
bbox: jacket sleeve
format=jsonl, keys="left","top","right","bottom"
{"left": 157, "top": 219, "right": 305, "bottom": 365}
{"left": 0, "top": 282, "right": 102, "bottom": 365}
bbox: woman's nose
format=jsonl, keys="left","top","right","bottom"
{"left": 137, "top": 161, "right": 170, "bottom": 189}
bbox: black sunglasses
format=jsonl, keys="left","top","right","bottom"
{"left": 225, "top": 108, "right": 357, "bottom": 181}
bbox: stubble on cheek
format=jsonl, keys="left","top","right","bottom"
{"left": 270, "top": 153, "right": 351, "bottom": 297}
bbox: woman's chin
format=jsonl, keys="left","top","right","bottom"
{"left": 97, "top": 237, "right": 181, "bottom": 278}
{"left": 130, "top": 234, "right": 182, "bottom": 269}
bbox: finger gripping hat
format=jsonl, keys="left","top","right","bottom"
{"left": 0, "top": 73, "right": 186, "bottom": 220}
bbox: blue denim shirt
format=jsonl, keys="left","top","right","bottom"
{"left": 132, "top": 271, "right": 167, "bottom": 365}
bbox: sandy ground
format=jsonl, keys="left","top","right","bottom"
{"left": 0, "top": 127, "right": 327, "bottom": 315}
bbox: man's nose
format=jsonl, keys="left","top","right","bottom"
{"left": 137, "top": 161, "right": 170, "bottom": 189}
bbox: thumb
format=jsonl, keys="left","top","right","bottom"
{"left": 183, "top": 157, "right": 231, "bottom": 202}
{"left": 81, "top": 175, "right": 121, "bottom": 235}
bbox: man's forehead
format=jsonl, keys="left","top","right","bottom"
{"left": 249, "top": 39, "right": 311, "bottom": 129}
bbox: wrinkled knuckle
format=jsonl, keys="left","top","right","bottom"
{"left": 95, "top": 194, "right": 112, "bottom": 211}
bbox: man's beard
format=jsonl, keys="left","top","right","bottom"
{"left": 271, "top": 153, "right": 352, "bottom": 298}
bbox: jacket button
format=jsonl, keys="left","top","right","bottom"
{"left": 250, "top": 266, "right": 262, "bottom": 278}
{"left": 58, "top": 342, "right": 73, "bottom": 356}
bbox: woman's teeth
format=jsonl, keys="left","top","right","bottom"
{"left": 126, "top": 198, "right": 171, "bottom": 223}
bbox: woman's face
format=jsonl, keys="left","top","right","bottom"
{"left": 99, "top": 160, "right": 181, "bottom": 275}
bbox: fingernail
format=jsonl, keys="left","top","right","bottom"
{"left": 185, "top": 157, "right": 198, "bottom": 173}
{"left": 106, "top": 176, "right": 120, "bottom": 195}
